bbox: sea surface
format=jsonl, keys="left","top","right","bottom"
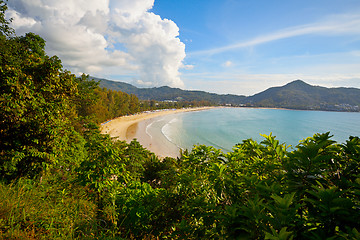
{"left": 144, "top": 108, "right": 360, "bottom": 153}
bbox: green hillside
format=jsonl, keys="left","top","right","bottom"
{"left": 99, "top": 78, "right": 360, "bottom": 111}
{"left": 97, "top": 78, "right": 247, "bottom": 105}
{"left": 247, "top": 80, "right": 360, "bottom": 111}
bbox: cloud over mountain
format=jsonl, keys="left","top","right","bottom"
{"left": 7, "top": 0, "right": 186, "bottom": 88}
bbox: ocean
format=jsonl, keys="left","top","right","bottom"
{"left": 141, "top": 107, "right": 360, "bottom": 153}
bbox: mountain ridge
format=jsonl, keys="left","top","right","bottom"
{"left": 247, "top": 80, "right": 360, "bottom": 111}
{"left": 96, "top": 77, "right": 247, "bottom": 105}
{"left": 97, "top": 78, "right": 360, "bottom": 112}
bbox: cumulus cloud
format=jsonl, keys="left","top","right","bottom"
{"left": 7, "top": 0, "right": 186, "bottom": 88}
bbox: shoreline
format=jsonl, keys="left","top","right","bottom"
{"left": 100, "top": 106, "right": 218, "bottom": 157}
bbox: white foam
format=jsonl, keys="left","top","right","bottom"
{"left": 161, "top": 118, "right": 183, "bottom": 150}
{"left": 161, "top": 123, "right": 173, "bottom": 142}
{"left": 145, "top": 117, "right": 167, "bottom": 140}
{"left": 145, "top": 122, "right": 154, "bottom": 139}
{"left": 161, "top": 117, "right": 180, "bottom": 142}
{"left": 168, "top": 117, "right": 179, "bottom": 124}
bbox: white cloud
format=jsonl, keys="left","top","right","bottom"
{"left": 133, "top": 79, "right": 154, "bottom": 87}
{"left": 7, "top": 0, "right": 186, "bottom": 88}
{"left": 6, "top": 9, "right": 37, "bottom": 28}
{"left": 192, "top": 13, "right": 360, "bottom": 56}
{"left": 183, "top": 64, "right": 194, "bottom": 70}
{"left": 222, "top": 60, "right": 233, "bottom": 67}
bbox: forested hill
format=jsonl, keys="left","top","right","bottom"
{"left": 247, "top": 80, "right": 360, "bottom": 111}
{"left": 99, "top": 78, "right": 360, "bottom": 111}
{"left": 97, "top": 78, "right": 247, "bottom": 105}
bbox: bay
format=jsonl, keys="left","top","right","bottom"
{"left": 145, "top": 108, "right": 360, "bottom": 153}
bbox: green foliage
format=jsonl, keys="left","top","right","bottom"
{"left": 0, "top": 30, "right": 79, "bottom": 180}
{"left": 165, "top": 133, "right": 360, "bottom": 239}
{"left": 115, "top": 181, "right": 174, "bottom": 238}
{"left": 2, "top": 129, "right": 360, "bottom": 239}
{"left": 0, "top": 179, "right": 97, "bottom": 239}
{"left": 77, "top": 125, "right": 128, "bottom": 194}
{"left": 0, "top": 0, "right": 13, "bottom": 37}
{"left": 73, "top": 75, "right": 141, "bottom": 125}
{"left": 265, "top": 227, "right": 294, "bottom": 240}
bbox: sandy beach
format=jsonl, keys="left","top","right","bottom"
{"left": 100, "top": 106, "right": 217, "bottom": 157}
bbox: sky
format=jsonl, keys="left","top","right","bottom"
{"left": 7, "top": 0, "right": 360, "bottom": 95}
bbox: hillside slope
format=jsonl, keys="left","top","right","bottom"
{"left": 98, "top": 78, "right": 247, "bottom": 104}
{"left": 247, "top": 80, "right": 360, "bottom": 111}
{"left": 97, "top": 78, "right": 360, "bottom": 111}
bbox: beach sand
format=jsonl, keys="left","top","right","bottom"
{"left": 100, "top": 107, "right": 216, "bottom": 158}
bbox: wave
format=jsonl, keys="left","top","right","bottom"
{"left": 161, "top": 118, "right": 184, "bottom": 150}
{"left": 145, "top": 121, "right": 154, "bottom": 139}
{"left": 168, "top": 118, "right": 179, "bottom": 124}
{"left": 145, "top": 117, "right": 167, "bottom": 139}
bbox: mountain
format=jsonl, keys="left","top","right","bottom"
{"left": 247, "top": 80, "right": 360, "bottom": 111}
{"left": 97, "top": 78, "right": 360, "bottom": 112}
{"left": 97, "top": 78, "right": 247, "bottom": 105}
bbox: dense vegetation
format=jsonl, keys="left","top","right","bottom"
{"left": 99, "top": 78, "right": 360, "bottom": 112}
{"left": 1, "top": 2, "right": 360, "bottom": 239}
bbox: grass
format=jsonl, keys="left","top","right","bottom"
{"left": 0, "top": 177, "right": 98, "bottom": 239}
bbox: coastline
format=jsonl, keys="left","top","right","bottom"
{"left": 100, "top": 106, "right": 218, "bottom": 157}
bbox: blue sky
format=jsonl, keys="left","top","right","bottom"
{"left": 8, "top": 0, "right": 360, "bottom": 95}
{"left": 153, "top": 0, "right": 360, "bottom": 95}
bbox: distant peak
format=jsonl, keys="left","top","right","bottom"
{"left": 283, "top": 80, "right": 312, "bottom": 88}
{"left": 287, "top": 80, "right": 308, "bottom": 85}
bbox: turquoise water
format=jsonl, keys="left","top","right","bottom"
{"left": 147, "top": 108, "right": 360, "bottom": 152}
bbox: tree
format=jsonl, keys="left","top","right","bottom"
{"left": 0, "top": 0, "right": 13, "bottom": 37}
{"left": 72, "top": 74, "right": 100, "bottom": 128}
{"left": 0, "top": 27, "right": 79, "bottom": 179}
